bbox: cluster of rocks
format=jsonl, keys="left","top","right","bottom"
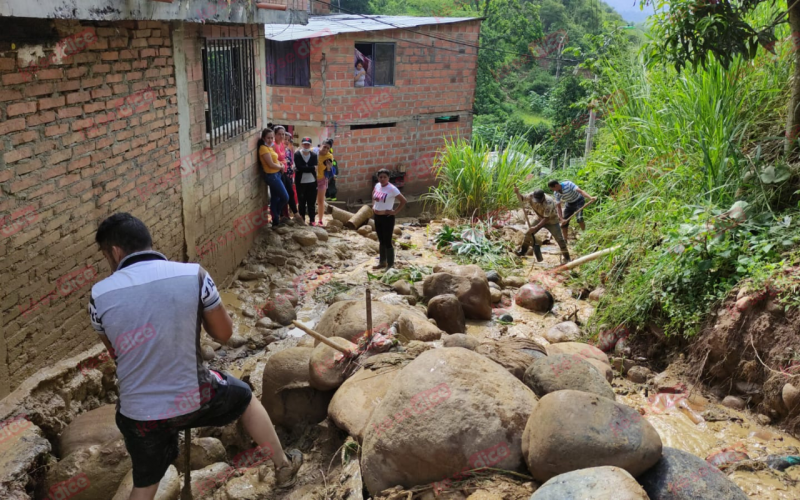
{"left": 252, "top": 261, "right": 748, "bottom": 499}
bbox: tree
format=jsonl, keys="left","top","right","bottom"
{"left": 646, "top": 0, "right": 800, "bottom": 156}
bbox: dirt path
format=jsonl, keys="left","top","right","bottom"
{"left": 206, "top": 216, "right": 800, "bottom": 499}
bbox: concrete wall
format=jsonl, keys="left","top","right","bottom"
{"left": 266, "top": 19, "right": 481, "bottom": 199}
{"left": 0, "top": 18, "right": 272, "bottom": 397}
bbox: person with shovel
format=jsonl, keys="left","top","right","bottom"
{"left": 88, "top": 213, "right": 302, "bottom": 500}
{"left": 548, "top": 179, "right": 597, "bottom": 241}
{"left": 514, "top": 187, "right": 571, "bottom": 264}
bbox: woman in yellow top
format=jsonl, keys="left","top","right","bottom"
{"left": 258, "top": 128, "right": 289, "bottom": 228}
{"left": 315, "top": 139, "right": 334, "bottom": 226}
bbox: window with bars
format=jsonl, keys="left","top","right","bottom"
{"left": 354, "top": 42, "right": 395, "bottom": 87}
{"left": 202, "top": 38, "right": 257, "bottom": 148}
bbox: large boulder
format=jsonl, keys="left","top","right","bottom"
{"left": 427, "top": 294, "right": 466, "bottom": 334}
{"left": 546, "top": 342, "right": 610, "bottom": 367}
{"left": 44, "top": 439, "right": 131, "bottom": 500}
{"left": 58, "top": 404, "right": 122, "bottom": 458}
{"left": 515, "top": 284, "right": 554, "bottom": 312}
{"left": 531, "top": 466, "right": 649, "bottom": 500}
{"left": 261, "top": 347, "right": 334, "bottom": 427}
{"left": 316, "top": 300, "right": 442, "bottom": 344}
{"left": 638, "top": 447, "right": 748, "bottom": 500}
{"left": 361, "top": 348, "right": 537, "bottom": 494}
{"left": 544, "top": 322, "right": 581, "bottom": 344}
{"left": 423, "top": 270, "right": 492, "bottom": 320}
{"left": 522, "top": 390, "right": 662, "bottom": 482}
{"left": 442, "top": 333, "right": 480, "bottom": 350}
{"left": 261, "top": 295, "right": 296, "bottom": 326}
{"left": 292, "top": 231, "right": 318, "bottom": 247}
{"left": 328, "top": 356, "right": 402, "bottom": 441}
{"left": 396, "top": 312, "right": 443, "bottom": 342}
{"left": 308, "top": 337, "right": 358, "bottom": 391}
{"left": 474, "top": 337, "right": 548, "bottom": 380}
{"left": 308, "top": 226, "right": 329, "bottom": 241}
{"left": 523, "top": 354, "right": 616, "bottom": 400}
{"left": 112, "top": 465, "right": 180, "bottom": 500}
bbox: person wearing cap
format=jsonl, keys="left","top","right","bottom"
{"left": 513, "top": 186, "right": 570, "bottom": 263}
{"left": 294, "top": 137, "right": 319, "bottom": 225}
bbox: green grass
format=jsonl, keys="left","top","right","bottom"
{"left": 515, "top": 110, "right": 552, "bottom": 127}
{"left": 421, "top": 136, "right": 543, "bottom": 220}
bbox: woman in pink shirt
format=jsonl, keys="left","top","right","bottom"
{"left": 273, "top": 125, "right": 302, "bottom": 224}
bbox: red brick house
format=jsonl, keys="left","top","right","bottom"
{"left": 264, "top": 14, "right": 481, "bottom": 200}
{"left": 0, "top": 0, "right": 311, "bottom": 398}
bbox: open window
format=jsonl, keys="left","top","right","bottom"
{"left": 354, "top": 42, "right": 395, "bottom": 87}
{"left": 265, "top": 39, "right": 311, "bottom": 87}
{"left": 202, "top": 38, "right": 257, "bottom": 148}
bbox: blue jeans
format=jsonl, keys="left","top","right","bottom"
{"left": 262, "top": 172, "right": 288, "bottom": 224}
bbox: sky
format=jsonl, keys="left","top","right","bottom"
{"left": 603, "top": 0, "right": 658, "bottom": 23}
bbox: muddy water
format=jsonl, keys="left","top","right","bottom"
{"left": 617, "top": 383, "right": 800, "bottom": 498}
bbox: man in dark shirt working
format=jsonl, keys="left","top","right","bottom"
{"left": 88, "top": 213, "right": 301, "bottom": 500}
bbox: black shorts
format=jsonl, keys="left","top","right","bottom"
{"left": 115, "top": 371, "right": 252, "bottom": 488}
{"left": 562, "top": 197, "right": 585, "bottom": 225}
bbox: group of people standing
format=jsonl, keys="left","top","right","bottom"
{"left": 257, "top": 125, "right": 408, "bottom": 270}
{"left": 257, "top": 125, "right": 336, "bottom": 228}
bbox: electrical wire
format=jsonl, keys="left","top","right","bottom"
{"left": 307, "top": 0, "right": 581, "bottom": 63}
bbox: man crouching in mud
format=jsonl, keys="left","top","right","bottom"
{"left": 88, "top": 213, "right": 302, "bottom": 500}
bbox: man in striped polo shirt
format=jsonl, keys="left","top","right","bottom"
{"left": 88, "top": 213, "right": 302, "bottom": 499}
{"left": 548, "top": 179, "right": 597, "bottom": 241}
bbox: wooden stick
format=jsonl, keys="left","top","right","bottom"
{"left": 365, "top": 288, "right": 373, "bottom": 345}
{"left": 181, "top": 429, "right": 192, "bottom": 499}
{"left": 562, "top": 198, "right": 596, "bottom": 223}
{"left": 549, "top": 245, "right": 621, "bottom": 272}
{"left": 513, "top": 187, "right": 533, "bottom": 232}
{"left": 291, "top": 321, "right": 352, "bottom": 354}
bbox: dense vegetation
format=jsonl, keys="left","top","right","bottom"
{"left": 554, "top": 5, "right": 800, "bottom": 338}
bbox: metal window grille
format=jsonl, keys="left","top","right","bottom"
{"left": 202, "top": 38, "right": 257, "bottom": 149}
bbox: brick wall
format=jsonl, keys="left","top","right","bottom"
{"left": 266, "top": 19, "right": 481, "bottom": 199}
{"left": 180, "top": 23, "right": 268, "bottom": 279}
{"left": 0, "top": 18, "right": 268, "bottom": 397}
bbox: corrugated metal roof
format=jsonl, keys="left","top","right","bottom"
{"left": 264, "top": 14, "right": 478, "bottom": 41}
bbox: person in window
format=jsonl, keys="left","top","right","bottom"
{"left": 258, "top": 128, "right": 289, "bottom": 228}
{"left": 372, "top": 168, "right": 407, "bottom": 269}
{"left": 88, "top": 213, "right": 302, "bottom": 500}
{"left": 316, "top": 139, "right": 334, "bottom": 226}
{"left": 273, "top": 126, "right": 303, "bottom": 225}
{"left": 354, "top": 61, "right": 367, "bottom": 88}
{"left": 294, "top": 137, "right": 319, "bottom": 226}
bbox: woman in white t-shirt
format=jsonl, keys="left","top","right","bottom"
{"left": 372, "top": 169, "right": 407, "bottom": 269}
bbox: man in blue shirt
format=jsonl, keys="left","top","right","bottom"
{"left": 548, "top": 180, "right": 597, "bottom": 241}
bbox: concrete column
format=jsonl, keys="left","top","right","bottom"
{"left": 172, "top": 21, "right": 198, "bottom": 262}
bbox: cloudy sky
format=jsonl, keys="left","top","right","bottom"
{"left": 603, "top": 0, "right": 658, "bottom": 23}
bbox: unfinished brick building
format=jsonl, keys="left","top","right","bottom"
{"left": 0, "top": 0, "right": 311, "bottom": 398}
{"left": 264, "top": 14, "right": 481, "bottom": 200}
